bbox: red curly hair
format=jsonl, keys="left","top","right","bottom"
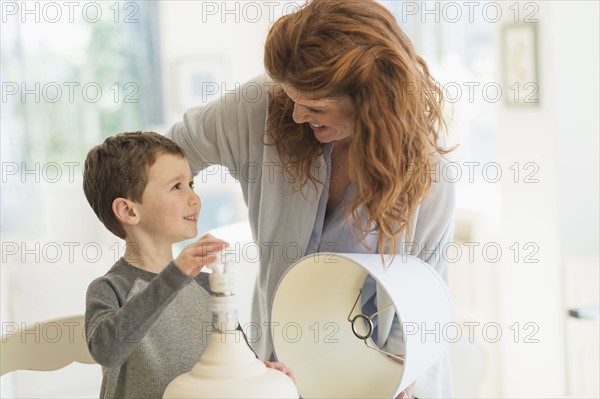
{"left": 264, "top": 0, "right": 452, "bottom": 255}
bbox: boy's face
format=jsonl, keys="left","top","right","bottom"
{"left": 134, "top": 153, "right": 200, "bottom": 244}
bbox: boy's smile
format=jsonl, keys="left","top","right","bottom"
{"left": 133, "top": 153, "right": 201, "bottom": 245}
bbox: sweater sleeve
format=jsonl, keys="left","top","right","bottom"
{"left": 85, "top": 262, "right": 192, "bottom": 368}
{"left": 165, "top": 74, "right": 271, "bottom": 181}
{"left": 408, "top": 156, "right": 457, "bottom": 282}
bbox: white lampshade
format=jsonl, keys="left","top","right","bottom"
{"left": 271, "top": 253, "right": 453, "bottom": 398}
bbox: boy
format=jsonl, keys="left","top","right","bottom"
{"left": 83, "top": 132, "right": 235, "bottom": 398}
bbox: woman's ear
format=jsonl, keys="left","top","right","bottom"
{"left": 112, "top": 197, "right": 139, "bottom": 226}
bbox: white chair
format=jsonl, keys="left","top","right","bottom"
{"left": 1, "top": 314, "right": 95, "bottom": 376}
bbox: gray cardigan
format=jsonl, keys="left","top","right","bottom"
{"left": 167, "top": 74, "right": 456, "bottom": 398}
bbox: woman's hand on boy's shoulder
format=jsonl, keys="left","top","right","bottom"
{"left": 174, "top": 234, "right": 229, "bottom": 277}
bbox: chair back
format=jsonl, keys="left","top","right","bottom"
{"left": 1, "top": 314, "right": 95, "bottom": 376}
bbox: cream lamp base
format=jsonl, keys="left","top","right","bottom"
{"left": 163, "top": 330, "right": 298, "bottom": 398}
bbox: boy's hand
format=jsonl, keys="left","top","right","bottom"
{"left": 174, "top": 234, "right": 229, "bottom": 277}
{"left": 264, "top": 361, "right": 296, "bottom": 384}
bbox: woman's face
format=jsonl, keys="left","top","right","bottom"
{"left": 284, "top": 85, "right": 356, "bottom": 144}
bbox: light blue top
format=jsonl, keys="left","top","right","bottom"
{"left": 305, "top": 144, "right": 378, "bottom": 256}
{"left": 304, "top": 143, "right": 392, "bottom": 349}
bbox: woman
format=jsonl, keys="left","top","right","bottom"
{"left": 168, "top": 0, "right": 455, "bottom": 397}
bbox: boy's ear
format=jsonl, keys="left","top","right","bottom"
{"left": 112, "top": 198, "right": 139, "bottom": 226}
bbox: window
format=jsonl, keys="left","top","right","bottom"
{"left": 1, "top": 1, "right": 163, "bottom": 234}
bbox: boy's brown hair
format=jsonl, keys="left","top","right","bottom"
{"left": 83, "top": 131, "right": 186, "bottom": 239}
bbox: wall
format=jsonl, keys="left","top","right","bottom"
{"left": 495, "top": 1, "right": 599, "bottom": 397}
{"left": 158, "top": 0, "right": 273, "bottom": 124}
{"left": 550, "top": 2, "right": 599, "bottom": 258}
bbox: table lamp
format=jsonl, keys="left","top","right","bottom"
{"left": 271, "top": 253, "right": 453, "bottom": 398}
{"left": 163, "top": 254, "right": 298, "bottom": 398}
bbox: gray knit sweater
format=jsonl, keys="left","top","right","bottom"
{"left": 85, "top": 258, "right": 212, "bottom": 398}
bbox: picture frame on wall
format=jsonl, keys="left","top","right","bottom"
{"left": 502, "top": 23, "right": 540, "bottom": 106}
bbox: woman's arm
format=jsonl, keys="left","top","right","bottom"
{"left": 166, "top": 75, "right": 272, "bottom": 180}
{"left": 407, "top": 155, "right": 457, "bottom": 281}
